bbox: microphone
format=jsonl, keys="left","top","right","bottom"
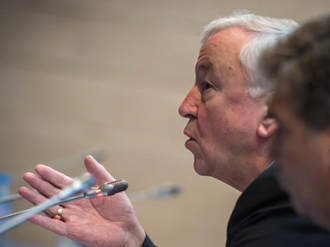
{"left": 84, "top": 180, "right": 128, "bottom": 198}
{"left": 129, "top": 184, "right": 182, "bottom": 203}
{"left": 0, "top": 173, "right": 96, "bottom": 205}
{"left": 0, "top": 179, "right": 128, "bottom": 221}
{"left": 0, "top": 172, "right": 96, "bottom": 235}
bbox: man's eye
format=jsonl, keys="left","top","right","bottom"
{"left": 202, "top": 82, "right": 213, "bottom": 91}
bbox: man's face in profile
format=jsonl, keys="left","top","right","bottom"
{"left": 271, "top": 92, "right": 330, "bottom": 225}
{"left": 178, "top": 28, "right": 267, "bottom": 190}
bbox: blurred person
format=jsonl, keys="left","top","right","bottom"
{"left": 260, "top": 15, "right": 330, "bottom": 230}
{"left": 18, "top": 12, "right": 330, "bottom": 247}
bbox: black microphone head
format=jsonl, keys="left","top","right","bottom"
{"left": 107, "top": 180, "right": 128, "bottom": 196}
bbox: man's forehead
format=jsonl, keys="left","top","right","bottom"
{"left": 194, "top": 40, "right": 225, "bottom": 75}
{"left": 195, "top": 27, "right": 251, "bottom": 71}
{"left": 202, "top": 27, "right": 251, "bottom": 48}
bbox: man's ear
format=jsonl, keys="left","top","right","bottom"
{"left": 257, "top": 93, "right": 278, "bottom": 138}
{"left": 257, "top": 117, "right": 278, "bottom": 138}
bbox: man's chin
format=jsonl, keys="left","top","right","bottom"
{"left": 193, "top": 159, "right": 212, "bottom": 177}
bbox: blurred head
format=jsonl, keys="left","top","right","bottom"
{"left": 261, "top": 15, "right": 330, "bottom": 228}
{"left": 179, "top": 12, "right": 297, "bottom": 191}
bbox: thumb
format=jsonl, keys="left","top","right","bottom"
{"left": 84, "top": 155, "right": 116, "bottom": 185}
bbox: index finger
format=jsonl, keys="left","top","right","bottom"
{"left": 35, "top": 165, "right": 75, "bottom": 189}
{"left": 84, "top": 155, "right": 115, "bottom": 185}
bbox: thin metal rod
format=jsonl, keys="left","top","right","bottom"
{"left": 0, "top": 194, "right": 22, "bottom": 204}
{"left": 0, "top": 194, "right": 84, "bottom": 221}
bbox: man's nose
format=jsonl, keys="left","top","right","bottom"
{"left": 178, "top": 86, "right": 199, "bottom": 118}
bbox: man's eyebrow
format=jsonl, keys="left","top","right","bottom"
{"left": 195, "top": 61, "right": 213, "bottom": 73}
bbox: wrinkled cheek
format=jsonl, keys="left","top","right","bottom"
{"left": 190, "top": 138, "right": 215, "bottom": 171}
{"left": 197, "top": 108, "right": 230, "bottom": 154}
{"left": 198, "top": 109, "right": 228, "bottom": 138}
{"left": 196, "top": 113, "right": 211, "bottom": 137}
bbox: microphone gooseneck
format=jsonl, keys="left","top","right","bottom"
{"left": 0, "top": 174, "right": 99, "bottom": 235}
{"left": 0, "top": 179, "right": 128, "bottom": 222}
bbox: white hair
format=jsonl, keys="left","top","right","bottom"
{"left": 201, "top": 11, "right": 299, "bottom": 98}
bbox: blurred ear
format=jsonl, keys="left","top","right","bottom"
{"left": 257, "top": 117, "right": 278, "bottom": 138}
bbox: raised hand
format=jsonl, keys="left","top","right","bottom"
{"left": 19, "top": 155, "right": 146, "bottom": 247}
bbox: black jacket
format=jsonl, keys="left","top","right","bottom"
{"left": 142, "top": 164, "right": 330, "bottom": 247}
{"left": 227, "top": 164, "right": 330, "bottom": 247}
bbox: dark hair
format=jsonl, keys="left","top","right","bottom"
{"left": 261, "top": 15, "right": 330, "bottom": 131}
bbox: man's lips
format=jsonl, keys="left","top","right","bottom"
{"left": 183, "top": 130, "right": 196, "bottom": 147}
{"left": 183, "top": 130, "right": 194, "bottom": 140}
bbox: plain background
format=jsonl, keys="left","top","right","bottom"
{"left": 0, "top": 0, "right": 329, "bottom": 246}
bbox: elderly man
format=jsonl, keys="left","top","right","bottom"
{"left": 18, "top": 13, "right": 330, "bottom": 247}
{"left": 260, "top": 15, "right": 330, "bottom": 230}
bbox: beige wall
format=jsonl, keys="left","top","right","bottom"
{"left": 0, "top": 1, "right": 329, "bottom": 246}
